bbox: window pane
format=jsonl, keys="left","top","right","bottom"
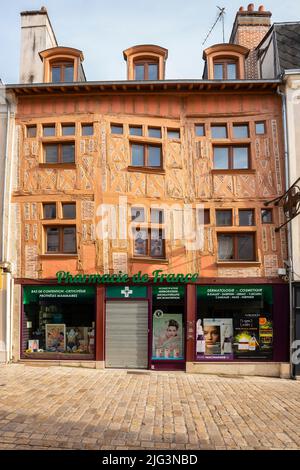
{"left": 213, "top": 147, "right": 229, "bottom": 169}
{"left": 148, "top": 127, "right": 161, "bottom": 138}
{"left": 256, "top": 122, "right": 265, "bottom": 134}
{"left": 129, "top": 126, "right": 143, "bottom": 136}
{"left": 47, "top": 228, "right": 59, "bottom": 252}
{"left": 151, "top": 229, "right": 164, "bottom": 257}
{"left": 198, "top": 209, "right": 210, "bottom": 225}
{"left": 151, "top": 209, "right": 164, "bottom": 223}
{"left": 62, "top": 203, "right": 76, "bottom": 219}
{"left": 148, "top": 146, "right": 161, "bottom": 167}
{"left": 51, "top": 66, "right": 61, "bottom": 83}
{"left": 133, "top": 228, "right": 147, "bottom": 255}
{"left": 167, "top": 129, "right": 180, "bottom": 139}
{"left": 261, "top": 209, "right": 272, "bottom": 223}
{"left": 195, "top": 124, "right": 205, "bottom": 137}
{"left": 131, "top": 144, "right": 144, "bottom": 166}
{"left": 43, "top": 125, "right": 55, "bottom": 137}
{"left": 233, "top": 125, "right": 249, "bottom": 138}
{"left": 233, "top": 147, "right": 249, "bottom": 169}
{"left": 27, "top": 125, "right": 37, "bottom": 138}
{"left": 43, "top": 204, "right": 56, "bottom": 219}
{"left": 135, "top": 64, "right": 144, "bottom": 80}
{"left": 216, "top": 210, "right": 232, "bottom": 226}
{"left": 63, "top": 227, "right": 76, "bottom": 253}
{"left": 62, "top": 124, "right": 75, "bottom": 135}
{"left": 64, "top": 65, "right": 74, "bottom": 82}
{"left": 82, "top": 124, "right": 93, "bottom": 136}
{"left": 62, "top": 143, "right": 75, "bottom": 163}
{"left": 218, "top": 234, "right": 233, "bottom": 260}
{"left": 238, "top": 234, "right": 254, "bottom": 260}
{"left": 45, "top": 144, "right": 58, "bottom": 163}
{"left": 211, "top": 125, "right": 227, "bottom": 138}
{"left": 148, "top": 64, "right": 158, "bottom": 80}
{"left": 131, "top": 207, "right": 145, "bottom": 222}
{"left": 227, "top": 63, "right": 237, "bottom": 79}
{"left": 239, "top": 210, "right": 254, "bottom": 226}
{"left": 214, "top": 63, "right": 223, "bottom": 79}
{"left": 111, "top": 124, "right": 123, "bottom": 135}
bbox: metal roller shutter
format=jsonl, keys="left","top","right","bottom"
{"left": 105, "top": 301, "right": 148, "bottom": 368}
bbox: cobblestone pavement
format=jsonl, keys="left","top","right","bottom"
{"left": 0, "top": 364, "right": 300, "bottom": 450}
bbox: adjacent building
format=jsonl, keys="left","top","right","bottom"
{"left": 3, "top": 5, "right": 291, "bottom": 376}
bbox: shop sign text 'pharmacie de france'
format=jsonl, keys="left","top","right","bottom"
{"left": 56, "top": 270, "right": 199, "bottom": 284}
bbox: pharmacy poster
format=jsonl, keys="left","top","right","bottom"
{"left": 152, "top": 313, "right": 184, "bottom": 360}
{"left": 196, "top": 318, "right": 233, "bottom": 360}
{"left": 233, "top": 313, "right": 273, "bottom": 359}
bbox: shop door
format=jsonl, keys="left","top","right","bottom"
{"left": 105, "top": 301, "right": 148, "bottom": 369}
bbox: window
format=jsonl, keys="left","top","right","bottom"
{"left": 43, "top": 125, "right": 56, "bottom": 137}
{"left": 27, "top": 125, "right": 37, "bottom": 138}
{"left": 216, "top": 210, "right": 232, "bottom": 226}
{"left": 167, "top": 129, "right": 180, "bottom": 139}
{"left": 81, "top": 124, "right": 94, "bottom": 136}
{"left": 62, "top": 203, "right": 76, "bottom": 219}
{"left": 197, "top": 208, "right": 210, "bottom": 225}
{"left": 239, "top": 209, "right": 254, "bottom": 226}
{"left": 131, "top": 207, "right": 145, "bottom": 222}
{"left": 211, "top": 125, "right": 227, "bottom": 139}
{"left": 51, "top": 62, "right": 74, "bottom": 83}
{"left": 44, "top": 143, "right": 75, "bottom": 164}
{"left": 62, "top": 124, "right": 75, "bottom": 136}
{"left": 134, "top": 61, "right": 158, "bottom": 80}
{"left": 195, "top": 124, "right": 205, "bottom": 137}
{"left": 233, "top": 124, "right": 249, "bottom": 139}
{"left": 148, "top": 127, "right": 161, "bottom": 138}
{"left": 255, "top": 121, "right": 266, "bottom": 135}
{"left": 133, "top": 228, "right": 165, "bottom": 258}
{"left": 151, "top": 209, "right": 164, "bottom": 224}
{"left": 46, "top": 226, "right": 76, "bottom": 253}
{"left": 111, "top": 124, "right": 123, "bottom": 135}
{"left": 43, "top": 203, "right": 56, "bottom": 219}
{"left": 261, "top": 209, "right": 272, "bottom": 223}
{"left": 131, "top": 143, "right": 161, "bottom": 168}
{"left": 130, "top": 125, "right": 143, "bottom": 136}
{"left": 213, "top": 60, "right": 237, "bottom": 79}
{"left": 218, "top": 233, "right": 255, "bottom": 261}
{"left": 213, "top": 146, "right": 250, "bottom": 170}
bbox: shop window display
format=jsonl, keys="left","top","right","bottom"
{"left": 22, "top": 286, "right": 95, "bottom": 359}
{"left": 196, "top": 285, "right": 273, "bottom": 361}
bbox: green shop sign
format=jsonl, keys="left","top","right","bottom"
{"left": 197, "top": 285, "right": 273, "bottom": 304}
{"left": 56, "top": 270, "right": 198, "bottom": 284}
{"left": 106, "top": 286, "right": 147, "bottom": 299}
{"left": 152, "top": 286, "right": 185, "bottom": 301}
{"left": 23, "top": 285, "right": 95, "bottom": 304}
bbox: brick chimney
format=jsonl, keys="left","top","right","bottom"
{"left": 229, "top": 4, "right": 271, "bottom": 79}
{"left": 20, "top": 7, "right": 57, "bottom": 83}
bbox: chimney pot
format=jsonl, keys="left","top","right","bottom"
{"left": 258, "top": 5, "right": 265, "bottom": 11}
{"left": 239, "top": 6, "right": 245, "bottom": 11}
{"left": 247, "top": 3, "right": 255, "bottom": 11}
{"left": 41, "top": 6, "right": 47, "bottom": 12}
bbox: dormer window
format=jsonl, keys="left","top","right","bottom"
{"left": 203, "top": 44, "right": 249, "bottom": 80}
{"left": 123, "top": 45, "right": 168, "bottom": 80}
{"left": 39, "top": 47, "right": 85, "bottom": 83}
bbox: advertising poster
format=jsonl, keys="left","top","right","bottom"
{"left": 152, "top": 313, "right": 184, "bottom": 360}
{"left": 233, "top": 313, "right": 273, "bottom": 359}
{"left": 45, "top": 324, "right": 66, "bottom": 352}
{"left": 196, "top": 318, "right": 233, "bottom": 360}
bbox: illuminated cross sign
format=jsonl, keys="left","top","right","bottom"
{"left": 121, "top": 286, "right": 133, "bottom": 298}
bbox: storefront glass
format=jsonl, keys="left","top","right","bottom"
{"left": 22, "top": 285, "right": 95, "bottom": 359}
{"left": 152, "top": 286, "right": 185, "bottom": 361}
{"left": 196, "top": 285, "right": 273, "bottom": 361}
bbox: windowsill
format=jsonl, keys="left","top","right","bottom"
{"left": 39, "top": 163, "right": 76, "bottom": 169}
{"left": 40, "top": 254, "right": 78, "bottom": 259}
{"left": 211, "top": 169, "right": 255, "bottom": 174}
{"left": 41, "top": 219, "right": 76, "bottom": 225}
{"left": 127, "top": 166, "right": 165, "bottom": 175}
{"left": 215, "top": 227, "right": 257, "bottom": 232}
{"left": 129, "top": 257, "right": 169, "bottom": 264}
{"left": 41, "top": 136, "right": 75, "bottom": 142}
{"left": 216, "top": 261, "right": 261, "bottom": 267}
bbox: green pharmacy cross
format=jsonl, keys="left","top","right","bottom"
{"left": 121, "top": 286, "right": 133, "bottom": 298}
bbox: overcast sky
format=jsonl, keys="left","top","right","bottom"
{"left": 1, "top": 0, "right": 300, "bottom": 83}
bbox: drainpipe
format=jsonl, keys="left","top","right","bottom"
{"left": 277, "top": 84, "right": 295, "bottom": 379}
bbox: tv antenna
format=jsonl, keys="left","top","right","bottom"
{"left": 202, "top": 6, "right": 226, "bottom": 46}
